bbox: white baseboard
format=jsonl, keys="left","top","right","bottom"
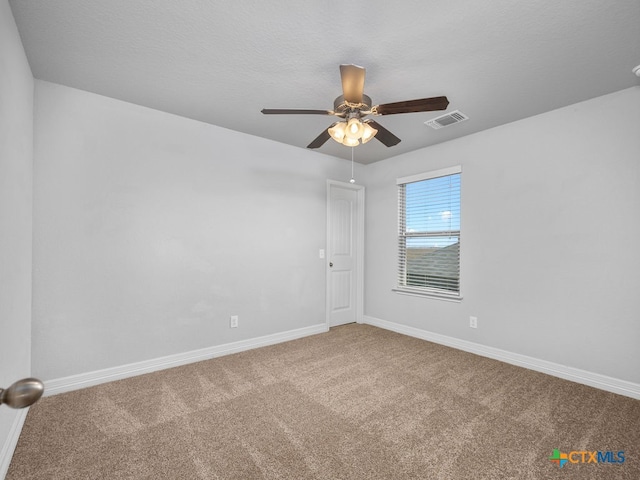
{"left": 45, "top": 323, "right": 328, "bottom": 397}
{"left": 0, "top": 409, "right": 28, "bottom": 480}
{"left": 363, "top": 315, "right": 640, "bottom": 400}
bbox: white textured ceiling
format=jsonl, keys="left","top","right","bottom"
{"left": 9, "top": 0, "right": 640, "bottom": 164}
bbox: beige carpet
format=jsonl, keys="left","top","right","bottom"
{"left": 8, "top": 324, "right": 640, "bottom": 479}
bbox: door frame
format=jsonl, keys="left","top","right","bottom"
{"left": 325, "top": 180, "right": 365, "bottom": 329}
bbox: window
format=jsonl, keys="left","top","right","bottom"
{"left": 396, "top": 166, "right": 461, "bottom": 299}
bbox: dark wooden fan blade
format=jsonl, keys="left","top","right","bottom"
{"left": 374, "top": 96, "right": 449, "bottom": 115}
{"left": 340, "top": 64, "right": 366, "bottom": 104}
{"left": 366, "top": 120, "right": 401, "bottom": 147}
{"left": 307, "top": 126, "right": 333, "bottom": 149}
{"left": 261, "top": 109, "right": 333, "bottom": 115}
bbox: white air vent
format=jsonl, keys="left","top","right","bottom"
{"left": 425, "top": 110, "right": 469, "bottom": 130}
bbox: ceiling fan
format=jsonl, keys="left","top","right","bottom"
{"left": 261, "top": 64, "right": 449, "bottom": 149}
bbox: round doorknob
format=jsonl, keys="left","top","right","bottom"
{"left": 0, "top": 378, "right": 44, "bottom": 409}
{"left": 329, "top": 262, "right": 333, "bottom": 267}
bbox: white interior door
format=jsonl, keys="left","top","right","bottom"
{"left": 327, "top": 181, "right": 363, "bottom": 327}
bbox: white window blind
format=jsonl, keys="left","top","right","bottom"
{"left": 397, "top": 166, "right": 461, "bottom": 298}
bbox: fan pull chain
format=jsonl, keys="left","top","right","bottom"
{"left": 350, "top": 147, "right": 355, "bottom": 183}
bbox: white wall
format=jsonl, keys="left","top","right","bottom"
{"left": 363, "top": 87, "right": 640, "bottom": 384}
{"left": 0, "top": 0, "right": 33, "bottom": 472}
{"left": 32, "top": 80, "right": 356, "bottom": 380}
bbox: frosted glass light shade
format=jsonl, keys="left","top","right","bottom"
{"left": 328, "top": 122, "right": 346, "bottom": 141}
{"left": 345, "top": 118, "right": 364, "bottom": 139}
{"left": 342, "top": 136, "right": 359, "bottom": 147}
{"left": 361, "top": 122, "right": 378, "bottom": 144}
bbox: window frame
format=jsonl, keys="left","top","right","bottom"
{"left": 394, "top": 165, "right": 462, "bottom": 301}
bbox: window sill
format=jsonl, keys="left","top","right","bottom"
{"left": 392, "top": 288, "right": 463, "bottom": 303}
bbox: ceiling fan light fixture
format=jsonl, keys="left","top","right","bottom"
{"left": 328, "top": 122, "right": 346, "bottom": 141}
{"left": 328, "top": 118, "right": 376, "bottom": 146}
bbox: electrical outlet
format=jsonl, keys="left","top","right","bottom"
{"left": 470, "top": 316, "right": 478, "bottom": 329}
{"left": 230, "top": 315, "right": 238, "bottom": 328}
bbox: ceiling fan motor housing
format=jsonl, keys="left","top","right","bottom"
{"left": 334, "top": 94, "right": 372, "bottom": 117}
